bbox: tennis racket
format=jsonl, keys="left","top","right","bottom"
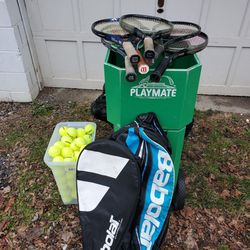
{"left": 120, "top": 14, "right": 173, "bottom": 59}
{"left": 150, "top": 32, "right": 208, "bottom": 82}
{"left": 92, "top": 18, "right": 140, "bottom": 64}
{"left": 101, "top": 39, "right": 137, "bottom": 82}
{"left": 154, "top": 21, "right": 201, "bottom": 60}
{"left": 101, "top": 39, "right": 150, "bottom": 81}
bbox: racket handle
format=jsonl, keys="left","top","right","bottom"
{"left": 123, "top": 41, "right": 140, "bottom": 64}
{"left": 150, "top": 56, "right": 172, "bottom": 82}
{"left": 154, "top": 44, "right": 165, "bottom": 60}
{"left": 125, "top": 56, "right": 137, "bottom": 82}
{"left": 144, "top": 37, "right": 155, "bottom": 59}
{"left": 137, "top": 50, "right": 149, "bottom": 75}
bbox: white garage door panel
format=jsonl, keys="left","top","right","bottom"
{"left": 205, "top": 0, "right": 248, "bottom": 37}
{"left": 120, "top": 0, "right": 155, "bottom": 15}
{"left": 83, "top": 43, "right": 106, "bottom": 81}
{"left": 46, "top": 41, "right": 81, "bottom": 79}
{"left": 81, "top": 0, "right": 115, "bottom": 32}
{"left": 199, "top": 47, "right": 235, "bottom": 86}
{"left": 164, "top": 0, "right": 203, "bottom": 23}
{"left": 233, "top": 48, "right": 250, "bottom": 87}
{"left": 38, "top": 0, "right": 76, "bottom": 31}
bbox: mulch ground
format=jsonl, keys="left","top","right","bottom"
{"left": 0, "top": 94, "right": 249, "bottom": 250}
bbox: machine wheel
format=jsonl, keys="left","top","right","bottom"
{"left": 172, "top": 168, "right": 186, "bottom": 211}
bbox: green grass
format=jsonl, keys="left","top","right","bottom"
{"left": 183, "top": 110, "right": 250, "bottom": 212}
{"left": 32, "top": 102, "right": 55, "bottom": 116}
{"left": 218, "top": 245, "right": 230, "bottom": 250}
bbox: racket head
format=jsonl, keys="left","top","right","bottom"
{"left": 166, "top": 32, "right": 208, "bottom": 54}
{"left": 91, "top": 18, "right": 130, "bottom": 43}
{"left": 170, "top": 21, "right": 201, "bottom": 38}
{"left": 120, "top": 14, "right": 173, "bottom": 39}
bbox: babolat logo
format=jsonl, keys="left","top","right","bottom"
{"left": 130, "top": 76, "right": 176, "bottom": 99}
{"left": 140, "top": 150, "right": 174, "bottom": 249}
{"left": 101, "top": 215, "right": 122, "bottom": 250}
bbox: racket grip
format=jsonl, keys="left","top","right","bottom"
{"left": 125, "top": 56, "right": 137, "bottom": 82}
{"left": 144, "top": 37, "right": 155, "bottom": 59}
{"left": 123, "top": 41, "right": 140, "bottom": 64}
{"left": 137, "top": 50, "right": 149, "bottom": 75}
{"left": 150, "top": 57, "right": 172, "bottom": 82}
{"left": 154, "top": 44, "right": 165, "bottom": 60}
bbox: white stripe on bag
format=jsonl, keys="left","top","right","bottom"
{"left": 78, "top": 150, "right": 129, "bottom": 178}
{"left": 77, "top": 181, "right": 109, "bottom": 212}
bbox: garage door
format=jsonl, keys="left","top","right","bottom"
{"left": 24, "top": 0, "right": 250, "bottom": 95}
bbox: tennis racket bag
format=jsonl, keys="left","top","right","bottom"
{"left": 76, "top": 139, "right": 141, "bottom": 250}
{"left": 77, "top": 112, "right": 175, "bottom": 250}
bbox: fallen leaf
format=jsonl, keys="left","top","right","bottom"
{"left": 17, "top": 226, "right": 28, "bottom": 238}
{"left": 3, "top": 186, "right": 11, "bottom": 194}
{"left": 61, "top": 231, "right": 73, "bottom": 243}
{"left": 220, "top": 190, "right": 230, "bottom": 198}
{"left": 0, "top": 221, "right": 9, "bottom": 233}
{"left": 4, "top": 198, "right": 15, "bottom": 213}
{"left": 217, "top": 216, "right": 225, "bottom": 224}
{"left": 185, "top": 230, "right": 199, "bottom": 250}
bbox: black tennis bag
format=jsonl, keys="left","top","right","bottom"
{"left": 77, "top": 112, "right": 175, "bottom": 250}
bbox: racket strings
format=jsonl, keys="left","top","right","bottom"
{"left": 122, "top": 17, "right": 172, "bottom": 33}
{"left": 170, "top": 24, "right": 200, "bottom": 37}
{"left": 167, "top": 34, "right": 208, "bottom": 52}
{"left": 96, "top": 22, "right": 128, "bottom": 36}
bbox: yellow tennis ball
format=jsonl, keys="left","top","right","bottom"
{"left": 70, "top": 141, "right": 79, "bottom": 151}
{"left": 84, "top": 124, "right": 95, "bottom": 135}
{"left": 83, "top": 134, "right": 92, "bottom": 144}
{"left": 53, "top": 156, "right": 64, "bottom": 162}
{"left": 77, "top": 128, "right": 86, "bottom": 137}
{"left": 64, "top": 157, "right": 75, "bottom": 162}
{"left": 61, "top": 136, "right": 73, "bottom": 147}
{"left": 59, "top": 127, "right": 68, "bottom": 137}
{"left": 75, "top": 137, "right": 86, "bottom": 147}
{"left": 67, "top": 127, "right": 77, "bottom": 138}
{"left": 73, "top": 151, "right": 81, "bottom": 161}
{"left": 61, "top": 147, "right": 73, "bottom": 158}
{"left": 48, "top": 146, "right": 61, "bottom": 158}
{"left": 54, "top": 141, "right": 64, "bottom": 149}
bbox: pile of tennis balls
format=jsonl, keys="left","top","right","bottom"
{"left": 48, "top": 124, "right": 95, "bottom": 162}
{"left": 48, "top": 124, "right": 95, "bottom": 203}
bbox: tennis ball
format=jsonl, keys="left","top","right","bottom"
{"left": 73, "top": 151, "right": 81, "bottom": 161}
{"left": 75, "top": 137, "right": 86, "bottom": 147}
{"left": 77, "top": 128, "right": 86, "bottom": 137}
{"left": 48, "top": 146, "right": 61, "bottom": 158}
{"left": 84, "top": 124, "right": 95, "bottom": 135}
{"left": 59, "top": 127, "right": 68, "bottom": 137}
{"left": 83, "top": 134, "right": 92, "bottom": 144}
{"left": 70, "top": 141, "right": 79, "bottom": 151}
{"left": 61, "top": 136, "right": 73, "bottom": 147}
{"left": 53, "top": 156, "right": 64, "bottom": 162}
{"left": 64, "top": 157, "right": 75, "bottom": 162}
{"left": 61, "top": 147, "right": 73, "bottom": 158}
{"left": 67, "top": 127, "right": 77, "bottom": 138}
{"left": 54, "top": 141, "right": 64, "bottom": 149}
